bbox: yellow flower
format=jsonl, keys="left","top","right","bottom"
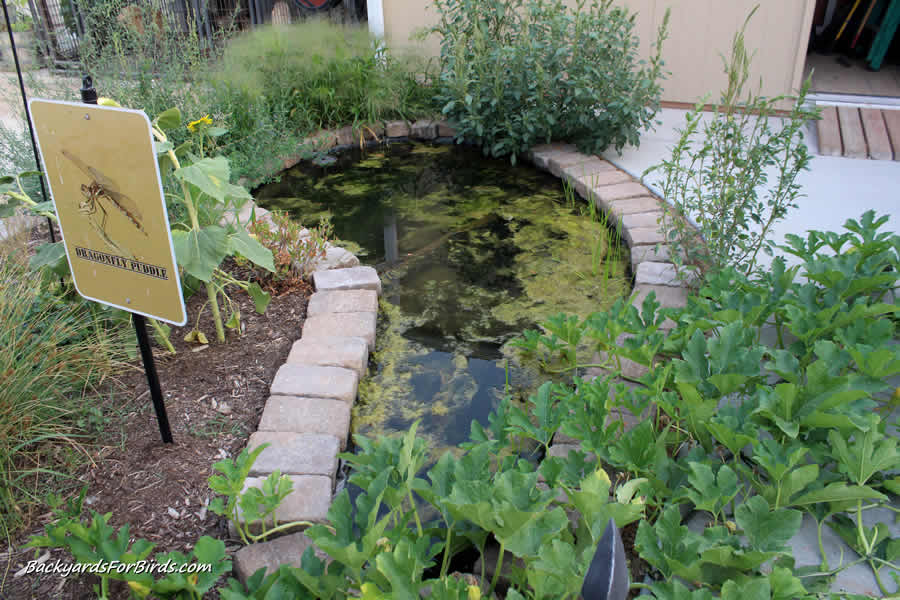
{"left": 187, "top": 114, "right": 213, "bottom": 132}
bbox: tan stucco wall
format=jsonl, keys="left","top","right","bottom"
{"left": 382, "top": 0, "right": 816, "bottom": 104}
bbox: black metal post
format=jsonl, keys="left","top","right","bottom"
{"left": 81, "top": 77, "right": 173, "bottom": 444}
{"left": 2, "top": 0, "right": 56, "bottom": 243}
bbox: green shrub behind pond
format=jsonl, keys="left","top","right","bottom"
{"left": 432, "top": 0, "right": 670, "bottom": 163}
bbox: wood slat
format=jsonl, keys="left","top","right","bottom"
{"left": 860, "top": 109, "right": 894, "bottom": 161}
{"left": 837, "top": 107, "right": 867, "bottom": 159}
{"left": 883, "top": 110, "right": 900, "bottom": 162}
{"left": 817, "top": 106, "right": 843, "bottom": 157}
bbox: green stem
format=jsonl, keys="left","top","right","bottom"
{"left": 206, "top": 281, "right": 225, "bottom": 342}
{"left": 440, "top": 525, "right": 453, "bottom": 578}
{"left": 870, "top": 559, "right": 887, "bottom": 596}
{"left": 408, "top": 489, "right": 423, "bottom": 537}
{"left": 248, "top": 520, "right": 335, "bottom": 542}
{"left": 816, "top": 516, "right": 830, "bottom": 572}
{"left": 488, "top": 542, "right": 505, "bottom": 599}
{"left": 148, "top": 318, "right": 176, "bottom": 354}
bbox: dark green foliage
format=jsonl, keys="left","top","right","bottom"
{"left": 432, "top": 0, "right": 669, "bottom": 162}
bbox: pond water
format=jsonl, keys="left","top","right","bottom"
{"left": 256, "top": 142, "right": 630, "bottom": 456}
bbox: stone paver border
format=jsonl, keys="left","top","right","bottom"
{"left": 231, "top": 128, "right": 700, "bottom": 579}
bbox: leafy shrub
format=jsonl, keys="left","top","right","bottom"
{"left": 209, "top": 20, "right": 436, "bottom": 133}
{"left": 248, "top": 211, "right": 333, "bottom": 286}
{"left": 432, "top": 0, "right": 670, "bottom": 162}
{"left": 644, "top": 10, "right": 820, "bottom": 279}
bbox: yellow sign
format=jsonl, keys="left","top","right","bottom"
{"left": 29, "top": 99, "right": 187, "bottom": 325}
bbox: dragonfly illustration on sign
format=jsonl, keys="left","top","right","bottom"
{"left": 61, "top": 148, "right": 147, "bottom": 239}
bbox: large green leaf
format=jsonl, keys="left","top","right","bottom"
{"left": 173, "top": 157, "right": 251, "bottom": 204}
{"left": 790, "top": 482, "right": 886, "bottom": 507}
{"left": 229, "top": 228, "right": 274, "bottom": 272}
{"left": 172, "top": 226, "right": 229, "bottom": 281}
{"left": 734, "top": 496, "right": 801, "bottom": 553}
{"left": 29, "top": 241, "right": 69, "bottom": 276}
{"left": 154, "top": 107, "right": 182, "bottom": 131}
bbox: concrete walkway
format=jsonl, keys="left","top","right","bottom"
{"left": 603, "top": 107, "right": 900, "bottom": 271}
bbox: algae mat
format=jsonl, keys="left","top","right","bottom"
{"left": 257, "top": 143, "right": 630, "bottom": 456}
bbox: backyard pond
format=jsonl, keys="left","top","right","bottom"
{"left": 256, "top": 142, "right": 631, "bottom": 456}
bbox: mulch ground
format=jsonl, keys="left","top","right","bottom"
{"left": 0, "top": 226, "right": 311, "bottom": 599}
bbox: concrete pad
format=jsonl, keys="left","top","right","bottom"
{"left": 247, "top": 432, "right": 340, "bottom": 478}
{"left": 238, "top": 475, "right": 332, "bottom": 530}
{"left": 233, "top": 532, "right": 330, "bottom": 582}
{"left": 307, "top": 290, "right": 378, "bottom": 316}
{"left": 313, "top": 266, "right": 382, "bottom": 295}
{"left": 603, "top": 196, "right": 664, "bottom": 219}
{"left": 302, "top": 312, "right": 377, "bottom": 351}
{"left": 630, "top": 244, "right": 671, "bottom": 271}
{"left": 270, "top": 364, "right": 359, "bottom": 404}
{"left": 621, "top": 211, "right": 663, "bottom": 230}
{"left": 286, "top": 336, "right": 369, "bottom": 377}
{"left": 258, "top": 395, "right": 352, "bottom": 449}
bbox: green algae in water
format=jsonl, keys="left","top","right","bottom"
{"left": 256, "top": 142, "right": 630, "bottom": 457}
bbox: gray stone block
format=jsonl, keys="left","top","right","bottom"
{"left": 307, "top": 290, "right": 379, "bottom": 316}
{"left": 286, "top": 336, "right": 369, "bottom": 377}
{"left": 385, "top": 120, "right": 411, "bottom": 138}
{"left": 624, "top": 226, "right": 666, "bottom": 247}
{"left": 548, "top": 152, "right": 595, "bottom": 178}
{"left": 592, "top": 182, "right": 649, "bottom": 207}
{"left": 233, "top": 532, "right": 330, "bottom": 582}
{"left": 310, "top": 246, "right": 360, "bottom": 271}
{"left": 302, "top": 312, "right": 377, "bottom": 351}
{"left": 436, "top": 121, "right": 457, "bottom": 137}
{"left": 238, "top": 475, "right": 332, "bottom": 530}
{"left": 630, "top": 244, "right": 671, "bottom": 270}
{"left": 621, "top": 211, "right": 663, "bottom": 231}
{"left": 313, "top": 266, "right": 382, "bottom": 295}
{"left": 270, "top": 364, "right": 359, "bottom": 404}
{"left": 247, "top": 431, "right": 340, "bottom": 478}
{"left": 258, "top": 395, "right": 352, "bottom": 449}
{"left": 573, "top": 168, "right": 632, "bottom": 189}
{"left": 600, "top": 196, "right": 663, "bottom": 219}
{"left": 547, "top": 444, "right": 583, "bottom": 459}
{"left": 410, "top": 120, "right": 437, "bottom": 139}
{"left": 528, "top": 143, "right": 577, "bottom": 169}
{"left": 635, "top": 262, "right": 682, "bottom": 287}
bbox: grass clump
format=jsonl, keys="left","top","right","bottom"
{"left": 209, "top": 20, "right": 436, "bottom": 134}
{"left": 0, "top": 251, "right": 127, "bottom": 535}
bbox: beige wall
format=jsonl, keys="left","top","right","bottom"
{"left": 381, "top": 0, "right": 816, "bottom": 104}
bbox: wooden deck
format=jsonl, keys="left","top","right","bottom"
{"left": 817, "top": 106, "right": 900, "bottom": 161}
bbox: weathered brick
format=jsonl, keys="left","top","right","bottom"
{"left": 307, "top": 290, "right": 379, "bottom": 316}
{"left": 624, "top": 226, "right": 666, "bottom": 247}
{"left": 270, "top": 364, "right": 359, "bottom": 403}
{"left": 385, "top": 120, "right": 410, "bottom": 138}
{"left": 548, "top": 152, "right": 595, "bottom": 177}
{"left": 313, "top": 266, "right": 382, "bottom": 295}
{"left": 410, "top": 120, "right": 437, "bottom": 139}
{"left": 630, "top": 244, "right": 671, "bottom": 270}
{"left": 631, "top": 284, "right": 689, "bottom": 329}
{"left": 238, "top": 475, "right": 332, "bottom": 531}
{"left": 233, "top": 532, "right": 329, "bottom": 582}
{"left": 573, "top": 168, "right": 632, "bottom": 189}
{"left": 258, "top": 395, "right": 352, "bottom": 449}
{"left": 247, "top": 432, "right": 340, "bottom": 478}
{"left": 302, "top": 312, "right": 377, "bottom": 351}
{"left": 334, "top": 125, "right": 355, "bottom": 146}
{"left": 528, "top": 143, "right": 577, "bottom": 169}
{"left": 286, "top": 336, "right": 369, "bottom": 377}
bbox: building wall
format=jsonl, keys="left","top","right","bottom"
{"left": 378, "top": 0, "right": 816, "bottom": 105}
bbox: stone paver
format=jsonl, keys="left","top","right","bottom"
{"left": 630, "top": 244, "right": 671, "bottom": 270}
{"left": 258, "top": 395, "right": 352, "bottom": 449}
{"left": 311, "top": 246, "right": 360, "bottom": 271}
{"left": 591, "top": 182, "right": 649, "bottom": 208}
{"left": 635, "top": 262, "right": 685, "bottom": 287}
{"left": 623, "top": 226, "right": 666, "bottom": 247}
{"left": 410, "top": 119, "right": 437, "bottom": 139}
{"left": 313, "top": 266, "right": 382, "bottom": 295}
{"left": 302, "top": 312, "right": 377, "bottom": 351}
{"left": 621, "top": 211, "right": 663, "bottom": 230}
{"left": 529, "top": 143, "right": 577, "bottom": 169}
{"left": 286, "top": 336, "right": 369, "bottom": 377}
{"left": 603, "top": 196, "right": 664, "bottom": 219}
{"left": 233, "top": 532, "right": 330, "bottom": 582}
{"left": 548, "top": 153, "right": 600, "bottom": 178}
{"left": 307, "top": 289, "right": 379, "bottom": 316}
{"left": 270, "top": 364, "right": 359, "bottom": 404}
{"left": 436, "top": 121, "right": 457, "bottom": 137}
{"left": 631, "top": 284, "right": 688, "bottom": 329}
{"left": 247, "top": 432, "right": 340, "bottom": 478}
{"left": 385, "top": 120, "right": 410, "bottom": 138}
{"left": 238, "top": 475, "right": 332, "bottom": 530}
{"left": 574, "top": 169, "right": 632, "bottom": 189}
{"left": 547, "top": 443, "right": 582, "bottom": 460}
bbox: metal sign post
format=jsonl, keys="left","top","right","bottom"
{"left": 29, "top": 83, "right": 187, "bottom": 445}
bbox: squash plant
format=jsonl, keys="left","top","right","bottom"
{"left": 150, "top": 108, "right": 274, "bottom": 343}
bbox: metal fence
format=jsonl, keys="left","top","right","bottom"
{"left": 29, "top": 0, "right": 255, "bottom": 69}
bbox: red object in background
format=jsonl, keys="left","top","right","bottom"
{"left": 294, "top": 0, "right": 336, "bottom": 10}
